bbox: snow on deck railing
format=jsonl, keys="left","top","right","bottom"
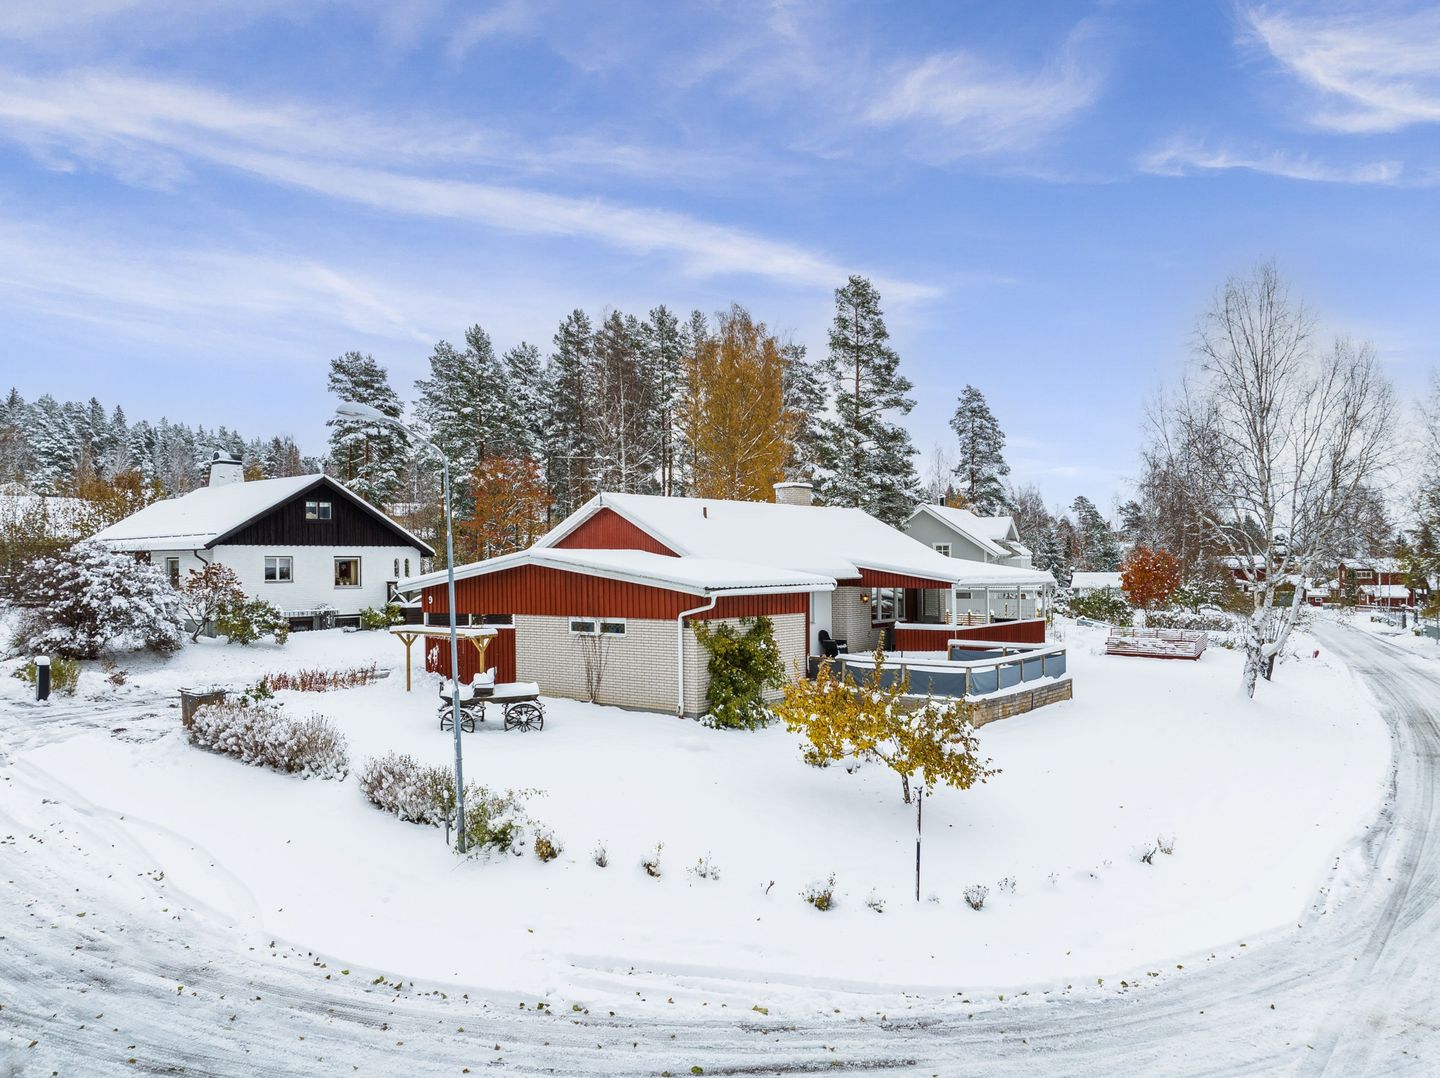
{"left": 814, "top": 641, "right": 1067, "bottom": 699}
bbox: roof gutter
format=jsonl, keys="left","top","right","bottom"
{"left": 676, "top": 594, "right": 718, "bottom": 718}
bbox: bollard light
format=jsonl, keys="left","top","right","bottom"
{"left": 35, "top": 655, "right": 51, "bottom": 701}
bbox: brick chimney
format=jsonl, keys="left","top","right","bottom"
{"left": 207, "top": 452, "right": 244, "bottom": 487}
{"left": 773, "top": 481, "right": 814, "bottom": 507}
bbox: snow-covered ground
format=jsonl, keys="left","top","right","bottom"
{"left": 1336, "top": 607, "right": 1440, "bottom": 662}
{"left": 0, "top": 617, "right": 1390, "bottom": 1015}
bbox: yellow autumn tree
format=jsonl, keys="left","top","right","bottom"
{"left": 461, "top": 453, "right": 549, "bottom": 561}
{"left": 682, "top": 304, "right": 796, "bottom": 501}
{"left": 773, "top": 648, "right": 999, "bottom": 804}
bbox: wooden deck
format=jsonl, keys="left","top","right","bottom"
{"left": 1105, "top": 627, "right": 1208, "bottom": 660}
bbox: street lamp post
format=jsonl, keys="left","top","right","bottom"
{"left": 334, "top": 402, "right": 469, "bottom": 851}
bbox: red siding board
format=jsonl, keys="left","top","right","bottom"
{"left": 858, "top": 569, "right": 956, "bottom": 589}
{"left": 893, "top": 619, "right": 1047, "bottom": 649}
{"left": 425, "top": 628, "right": 517, "bottom": 683}
{"left": 421, "top": 563, "right": 809, "bottom": 621}
{"left": 552, "top": 508, "right": 677, "bottom": 556}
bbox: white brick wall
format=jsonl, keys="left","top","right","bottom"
{"left": 830, "top": 586, "right": 879, "bottom": 653}
{"left": 516, "top": 612, "right": 807, "bottom": 717}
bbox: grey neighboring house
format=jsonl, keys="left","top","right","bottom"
{"left": 902, "top": 504, "right": 1034, "bottom": 567}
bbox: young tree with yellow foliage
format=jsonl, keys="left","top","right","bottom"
{"left": 773, "top": 648, "right": 998, "bottom": 805}
{"left": 681, "top": 305, "right": 796, "bottom": 502}
{"left": 461, "top": 453, "right": 549, "bottom": 561}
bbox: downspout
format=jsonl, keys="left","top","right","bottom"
{"left": 676, "top": 593, "right": 719, "bottom": 718}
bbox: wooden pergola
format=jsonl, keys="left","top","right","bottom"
{"left": 389, "top": 624, "right": 498, "bottom": 691}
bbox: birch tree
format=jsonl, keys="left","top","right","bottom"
{"left": 1152, "top": 263, "right": 1395, "bottom": 697}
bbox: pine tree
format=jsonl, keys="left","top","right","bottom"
{"left": 1070, "top": 495, "right": 1121, "bottom": 571}
{"left": 638, "top": 305, "right": 685, "bottom": 495}
{"left": 543, "top": 310, "right": 597, "bottom": 519}
{"left": 590, "top": 311, "right": 655, "bottom": 494}
{"left": 781, "top": 341, "right": 826, "bottom": 482}
{"left": 0, "top": 389, "right": 30, "bottom": 486}
{"left": 948, "top": 385, "right": 1010, "bottom": 516}
{"left": 681, "top": 304, "right": 794, "bottom": 501}
{"left": 502, "top": 341, "right": 547, "bottom": 462}
{"left": 414, "top": 326, "right": 512, "bottom": 513}
{"left": 326, "top": 351, "right": 409, "bottom": 506}
{"left": 29, "top": 395, "right": 77, "bottom": 494}
{"left": 814, "top": 275, "right": 920, "bottom": 525}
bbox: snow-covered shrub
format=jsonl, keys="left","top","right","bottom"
{"left": 262, "top": 664, "right": 380, "bottom": 693}
{"left": 11, "top": 541, "right": 183, "bottom": 658}
{"left": 358, "top": 752, "right": 453, "bottom": 825}
{"left": 1067, "top": 589, "right": 1131, "bottom": 625}
{"left": 534, "top": 831, "right": 562, "bottom": 862}
{"left": 1157, "top": 833, "right": 1177, "bottom": 856}
{"left": 802, "top": 874, "right": 837, "bottom": 911}
{"left": 592, "top": 842, "right": 609, "bottom": 868}
{"left": 996, "top": 876, "right": 1017, "bottom": 895}
{"left": 456, "top": 787, "right": 534, "bottom": 858}
{"left": 1140, "top": 843, "right": 1157, "bottom": 865}
{"left": 215, "top": 598, "right": 290, "bottom": 646}
{"left": 641, "top": 842, "right": 664, "bottom": 878}
{"left": 358, "top": 603, "right": 404, "bottom": 631}
{"left": 963, "top": 884, "right": 989, "bottom": 911}
{"left": 178, "top": 563, "right": 245, "bottom": 641}
{"left": 693, "top": 616, "right": 785, "bottom": 730}
{"left": 15, "top": 656, "right": 81, "bottom": 695}
{"left": 1144, "top": 609, "right": 1239, "bottom": 635}
{"left": 688, "top": 853, "right": 721, "bottom": 881}
{"left": 865, "top": 891, "right": 885, "bottom": 913}
{"left": 189, "top": 701, "right": 349, "bottom": 779}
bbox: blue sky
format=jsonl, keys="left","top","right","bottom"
{"left": 1, "top": 0, "right": 1437, "bottom": 513}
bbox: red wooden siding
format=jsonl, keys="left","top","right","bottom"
{"left": 551, "top": 508, "right": 677, "bottom": 556}
{"left": 893, "top": 618, "right": 1047, "bottom": 650}
{"left": 421, "top": 563, "right": 809, "bottom": 621}
{"left": 426, "top": 627, "right": 517, "bottom": 683}
{"left": 857, "top": 568, "right": 955, "bottom": 589}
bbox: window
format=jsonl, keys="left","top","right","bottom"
{"left": 870, "top": 588, "right": 905, "bottom": 624}
{"left": 393, "top": 558, "right": 401, "bottom": 577}
{"left": 404, "top": 558, "right": 411, "bottom": 576}
{"left": 334, "top": 557, "right": 361, "bottom": 587}
{"left": 479, "top": 614, "right": 514, "bottom": 626}
{"left": 305, "top": 500, "right": 333, "bottom": 521}
{"left": 1354, "top": 569, "right": 1373, "bottom": 580}
{"left": 933, "top": 543, "right": 951, "bottom": 557}
{"left": 570, "top": 618, "right": 626, "bottom": 637}
{"left": 165, "top": 557, "right": 180, "bottom": 587}
{"left": 955, "top": 591, "right": 973, "bottom": 600}
{"left": 264, "top": 556, "right": 293, "bottom": 582}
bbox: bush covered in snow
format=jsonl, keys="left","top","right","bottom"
{"left": 11, "top": 541, "right": 184, "bottom": 658}
{"left": 533, "top": 831, "right": 562, "bottom": 862}
{"left": 262, "top": 664, "right": 380, "bottom": 693}
{"left": 358, "top": 751, "right": 454, "bottom": 825}
{"left": 1144, "top": 609, "right": 1241, "bottom": 635}
{"left": 457, "top": 787, "right": 534, "bottom": 857}
{"left": 357, "top": 603, "right": 404, "bottom": 631}
{"left": 189, "top": 701, "right": 349, "bottom": 779}
{"left": 215, "top": 597, "right": 291, "bottom": 646}
{"left": 963, "top": 884, "right": 989, "bottom": 911}
{"left": 178, "top": 563, "right": 245, "bottom": 641}
{"left": 1065, "top": 589, "right": 1132, "bottom": 625}
{"left": 801, "top": 873, "right": 837, "bottom": 911}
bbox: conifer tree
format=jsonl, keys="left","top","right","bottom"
{"left": 639, "top": 305, "right": 685, "bottom": 495}
{"left": 543, "top": 310, "right": 597, "bottom": 519}
{"left": 414, "top": 325, "right": 512, "bottom": 512}
{"left": 29, "top": 395, "right": 77, "bottom": 494}
{"left": 781, "top": 341, "right": 826, "bottom": 482}
{"left": 325, "top": 351, "right": 409, "bottom": 506}
{"left": 814, "top": 275, "right": 920, "bottom": 525}
{"left": 1070, "top": 495, "right": 1121, "bottom": 571}
{"left": 502, "top": 341, "right": 547, "bottom": 461}
{"left": 948, "top": 385, "right": 1010, "bottom": 516}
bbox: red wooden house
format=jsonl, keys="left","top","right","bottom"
{"left": 1337, "top": 558, "right": 1412, "bottom": 608}
{"left": 399, "top": 485, "right": 1056, "bottom": 717}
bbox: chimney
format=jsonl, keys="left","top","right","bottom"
{"left": 207, "top": 451, "right": 244, "bottom": 487}
{"left": 773, "top": 481, "right": 814, "bottom": 507}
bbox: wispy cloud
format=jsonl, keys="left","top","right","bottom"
{"left": 1140, "top": 138, "right": 1413, "bottom": 185}
{"left": 865, "top": 30, "right": 1105, "bottom": 157}
{"left": 0, "top": 69, "right": 934, "bottom": 297}
{"left": 1244, "top": 4, "right": 1440, "bottom": 133}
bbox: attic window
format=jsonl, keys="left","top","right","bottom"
{"left": 305, "top": 500, "right": 333, "bottom": 521}
{"left": 933, "top": 543, "right": 951, "bottom": 557}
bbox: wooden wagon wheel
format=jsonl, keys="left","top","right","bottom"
{"left": 504, "top": 702, "right": 544, "bottom": 732}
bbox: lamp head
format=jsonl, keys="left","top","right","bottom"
{"left": 335, "top": 401, "right": 391, "bottom": 423}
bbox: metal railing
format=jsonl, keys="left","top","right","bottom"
{"left": 812, "top": 640, "right": 1066, "bottom": 699}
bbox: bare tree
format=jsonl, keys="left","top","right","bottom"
{"left": 1151, "top": 263, "right": 1395, "bottom": 697}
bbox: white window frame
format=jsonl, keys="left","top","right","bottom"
{"left": 165, "top": 557, "right": 181, "bottom": 587}
{"left": 933, "top": 542, "right": 951, "bottom": 557}
{"left": 570, "top": 617, "right": 626, "bottom": 637}
{"left": 305, "top": 499, "right": 333, "bottom": 521}
{"left": 265, "top": 555, "right": 293, "bottom": 583}
{"left": 333, "top": 556, "right": 362, "bottom": 588}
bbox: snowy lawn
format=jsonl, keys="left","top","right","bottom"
{"left": 5, "top": 619, "right": 1389, "bottom": 1010}
{"left": 1337, "top": 607, "right": 1440, "bottom": 662}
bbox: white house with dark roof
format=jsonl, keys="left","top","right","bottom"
{"left": 93, "top": 453, "right": 433, "bottom": 625}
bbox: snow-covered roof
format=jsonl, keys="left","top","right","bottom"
{"left": 903, "top": 504, "right": 1018, "bottom": 560}
{"left": 0, "top": 494, "right": 94, "bottom": 538}
{"left": 91, "top": 474, "right": 433, "bottom": 554}
{"left": 1362, "top": 584, "right": 1410, "bottom": 599}
{"left": 542, "top": 493, "right": 1053, "bottom": 588}
{"left": 1343, "top": 557, "right": 1402, "bottom": 574}
{"left": 1069, "top": 571, "right": 1125, "bottom": 591}
{"left": 401, "top": 547, "right": 836, "bottom": 598}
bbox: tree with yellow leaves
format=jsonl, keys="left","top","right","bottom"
{"left": 773, "top": 648, "right": 998, "bottom": 804}
{"left": 681, "top": 304, "right": 796, "bottom": 501}
{"left": 461, "top": 453, "right": 549, "bottom": 561}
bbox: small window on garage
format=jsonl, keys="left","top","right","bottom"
{"left": 569, "top": 618, "right": 598, "bottom": 635}
{"left": 599, "top": 621, "right": 626, "bottom": 636}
